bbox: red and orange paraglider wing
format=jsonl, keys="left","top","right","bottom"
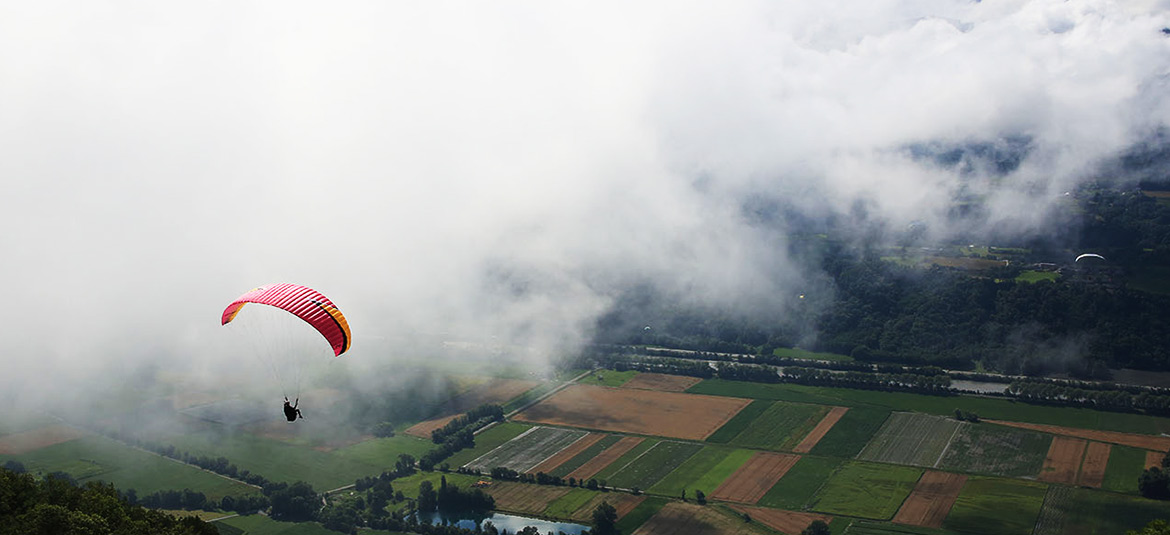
{"left": 221, "top": 283, "right": 351, "bottom": 356}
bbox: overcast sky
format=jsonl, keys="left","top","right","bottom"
{"left": 2, "top": 1, "right": 1168, "bottom": 406}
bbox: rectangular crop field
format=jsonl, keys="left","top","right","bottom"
{"left": 527, "top": 432, "right": 607, "bottom": 474}
{"left": 616, "top": 496, "right": 669, "bottom": 535}
{"left": 549, "top": 434, "right": 622, "bottom": 478}
{"left": 892, "top": 471, "right": 967, "bottom": 528}
{"left": 705, "top": 400, "right": 771, "bottom": 444}
{"left": 858, "top": 413, "right": 963, "bottom": 467}
{"left": 569, "top": 492, "right": 647, "bottom": 523}
{"left": 1038, "top": 436, "right": 1087, "bottom": 485}
{"left": 1146, "top": 450, "right": 1164, "bottom": 469}
{"left": 621, "top": 373, "right": 703, "bottom": 392}
{"left": 1032, "top": 486, "right": 1170, "bottom": 535}
{"left": 986, "top": 419, "right": 1170, "bottom": 451}
{"left": 514, "top": 384, "right": 752, "bottom": 441}
{"left": 710, "top": 452, "right": 800, "bottom": 504}
{"left": 606, "top": 441, "right": 703, "bottom": 491}
{"left": 810, "top": 406, "right": 892, "bottom": 458}
{"left": 807, "top": 461, "right": 923, "bottom": 520}
{"left": 448, "top": 422, "right": 532, "bottom": 468}
{"left": 577, "top": 369, "right": 639, "bottom": 387}
{"left": 542, "top": 487, "right": 601, "bottom": 518}
{"left": 577, "top": 436, "right": 653, "bottom": 482}
{"left": 757, "top": 455, "right": 844, "bottom": 510}
{"left": 794, "top": 406, "right": 849, "bottom": 453}
{"left": 632, "top": 502, "right": 757, "bottom": 535}
{"left": 1102, "top": 445, "right": 1147, "bottom": 493}
{"left": 942, "top": 477, "right": 1047, "bottom": 535}
{"left": 464, "top": 426, "right": 587, "bottom": 473}
{"left": 0, "top": 425, "right": 88, "bottom": 454}
{"left": 937, "top": 423, "right": 1051, "bottom": 478}
{"left": 727, "top": 401, "right": 830, "bottom": 451}
{"left": 1077, "top": 442, "right": 1110, "bottom": 488}
{"left": 486, "top": 481, "right": 573, "bottom": 515}
{"left": 728, "top": 505, "right": 833, "bottom": 535}
{"left": 648, "top": 446, "right": 754, "bottom": 498}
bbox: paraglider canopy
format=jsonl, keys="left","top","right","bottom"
{"left": 221, "top": 283, "right": 351, "bottom": 356}
{"left": 1075, "top": 253, "right": 1106, "bottom": 263}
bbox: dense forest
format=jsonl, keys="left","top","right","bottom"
{"left": 594, "top": 186, "right": 1170, "bottom": 377}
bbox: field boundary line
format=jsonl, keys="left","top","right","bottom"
{"left": 463, "top": 425, "right": 541, "bottom": 469}
{"left": 608, "top": 440, "right": 665, "bottom": 478}
{"left": 504, "top": 370, "right": 592, "bottom": 420}
{"left": 933, "top": 422, "right": 966, "bottom": 468}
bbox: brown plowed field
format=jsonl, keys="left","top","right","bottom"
{"left": 405, "top": 378, "right": 539, "bottom": 438}
{"left": 1038, "top": 436, "right": 1087, "bottom": 485}
{"left": 0, "top": 425, "right": 87, "bottom": 454}
{"left": 1077, "top": 442, "right": 1110, "bottom": 488}
{"left": 570, "top": 493, "right": 646, "bottom": 522}
{"left": 567, "top": 436, "right": 644, "bottom": 481}
{"left": 1147, "top": 450, "right": 1165, "bottom": 469}
{"left": 710, "top": 452, "right": 800, "bottom": 504}
{"left": 793, "top": 406, "right": 849, "bottom": 453}
{"left": 527, "top": 433, "right": 607, "bottom": 474}
{"left": 485, "top": 481, "right": 571, "bottom": 515}
{"left": 634, "top": 502, "right": 757, "bottom": 535}
{"left": 729, "top": 505, "right": 832, "bottom": 535}
{"left": 515, "top": 384, "right": 752, "bottom": 441}
{"left": 986, "top": 420, "right": 1170, "bottom": 452}
{"left": 621, "top": 373, "right": 703, "bottom": 392}
{"left": 892, "top": 471, "right": 967, "bottom": 528}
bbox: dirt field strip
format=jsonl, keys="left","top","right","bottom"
{"left": 515, "top": 384, "right": 753, "bottom": 441}
{"left": 567, "top": 436, "right": 645, "bottom": 481}
{"left": 527, "top": 433, "right": 607, "bottom": 474}
{"left": 620, "top": 373, "right": 703, "bottom": 392}
{"left": 710, "top": 452, "right": 800, "bottom": 504}
{"left": 986, "top": 420, "right": 1170, "bottom": 452}
{"left": 634, "top": 502, "right": 757, "bottom": 535}
{"left": 793, "top": 407, "right": 849, "bottom": 453}
{"left": 1038, "top": 436, "right": 1087, "bottom": 485}
{"left": 484, "top": 481, "right": 572, "bottom": 515}
{"left": 1146, "top": 450, "right": 1165, "bottom": 469}
{"left": 570, "top": 493, "right": 647, "bottom": 522}
{"left": 892, "top": 470, "right": 967, "bottom": 528}
{"left": 405, "top": 378, "right": 540, "bottom": 438}
{"left": 1077, "top": 442, "right": 1111, "bottom": 488}
{"left": 730, "top": 505, "right": 832, "bottom": 535}
{"left": 0, "top": 425, "right": 88, "bottom": 454}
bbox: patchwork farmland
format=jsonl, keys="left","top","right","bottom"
{"left": 464, "top": 426, "right": 587, "bottom": 473}
{"left": 620, "top": 373, "right": 703, "bottom": 392}
{"left": 567, "top": 436, "right": 645, "bottom": 481}
{"left": 727, "top": 401, "right": 831, "bottom": 451}
{"left": 858, "top": 412, "right": 963, "bottom": 467}
{"left": 892, "top": 470, "right": 967, "bottom": 528}
{"left": 794, "top": 406, "right": 849, "bottom": 453}
{"left": 514, "top": 384, "right": 752, "bottom": 441}
{"left": 710, "top": 452, "right": 799, "bottom": 504}
{"left": 937, "top": 422, "right": 1051, "bottom": 478}
{"left": 1037, "top": 436, "right": 1087, "bottom": 485}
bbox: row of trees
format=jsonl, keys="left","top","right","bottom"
{"left": 1007, "top": 381, "right": 1170, "bottom": 414}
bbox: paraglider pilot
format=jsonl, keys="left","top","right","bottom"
{"left": 283, "top": 397, "right": 303, "bottom": 422}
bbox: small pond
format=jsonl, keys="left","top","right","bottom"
{"left": 415, "top": 511, "right": 590, "bottom": 534}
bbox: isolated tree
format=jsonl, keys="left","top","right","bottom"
{"left": 592, "top": 500, "right": 619, "bottom": 535}
{"left": 417, "top": 480, "right": 437, "bottom": 512}
{"left": 694, "top": 489, "right": 706, "bottom": 505}
{"left": 802, "top": 519, "right": 831, "bottom": 535}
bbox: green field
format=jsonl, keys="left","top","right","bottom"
{"left": 332, "top": 435, "right": 436, "bottom": 469}
{"left": 542, "top": 487, "right": 600, "bottom": 518}
{"left": 728, "top": 401, "right": 830, "bottom": 451}
{"left": 858, "top": 412, "right": 963, "bottom": 467}
{"left": 1033, "top": 485, "right": 1170, "bottom": 535}
{"left": 577, "top": 369, "right": 639, "bottom": 387}
{"left": 943, "top": 477, "right": 1047, "bottom": 535}
{"left": 549, "top": 435, "right": 622, "bottom": 477}
{"left": 687, "top": 379, "right": 1170, "bottom": 435}
{"left": 1016, "top": 270, "right": 1058, "bottom": 283}
{"left": 706, "top": 399, "right": 771, "bottom": 444}
{"left": 810, "top": 406, "right": 892, "bottom": 458}
{"left": 592, "top": 438, "right": 660, "bottom": 482}
{"left": 647, "top": 446, "right": 753, "bottom": 497}
{"left": 807, "top": 461, "right": 922, "bottom": 520}
{"left": 773, "top": 347, "right": 854, "bottom": 362}
{"left": 937, "top": 424, "right": 1051, "bottom": 478}
{"left": 606, "top": 441, "right": 703, "bottom": 491}
{"left": 216, "top": 513, "right": 404, "bottom": 535}
{"left": 0, "top": 435, "right": 259, "bottom": 501}
{"left": 845, "top": 521, "right": 958, "bottom": 535}
{"left": 757, "top": 455, "right": 844, "bottom": 510}
{"left": 166, "top": 429, "right": 379, "bottom": 491}
{"left": 615, "top": 496, "right": 669, "bottom": 534}
{"left": 1102, "top": 445, "right": 1147, "bottom": 494}
{"left": 446, "top": 422, "right": 532, "bottom": 468}
{"left": 386, "top": 471, "right": 484, "bottom": 502}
